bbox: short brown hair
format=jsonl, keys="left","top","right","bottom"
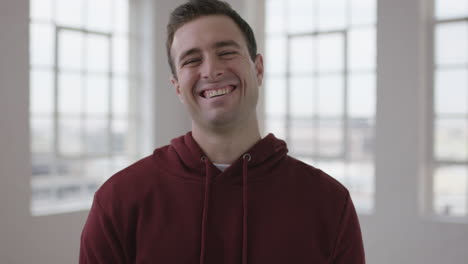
{"left": 166, "top": 0, "right": 258, "bottom": 76}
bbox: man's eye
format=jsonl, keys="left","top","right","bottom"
{"left": 219, "top": 51, "right": 237, "bottom": 57}
{"left": 183, "top": 58, "right": 201, "bottom": 66}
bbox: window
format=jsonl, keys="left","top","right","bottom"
{"left": 432, "top": 0, "right": 468, "bottom": 217}
{"left": 30, "top": 0, "right": 140, "bottom": 215}
{"left": 264, "top": 0, "right": 376, "bottom": 212}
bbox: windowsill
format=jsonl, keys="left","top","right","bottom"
{"left": 31, "top": 198, "right": 93, "bottom": 217}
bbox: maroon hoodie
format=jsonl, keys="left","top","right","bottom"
{"left": 80, "top": 132, "right": 365, "bottom": 264}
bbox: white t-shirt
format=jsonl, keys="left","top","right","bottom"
{"left": 213, "top": 163, "right": 230, "bottom": 172}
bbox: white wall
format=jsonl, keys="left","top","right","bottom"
{"left": 1, "top": 0, "right": 468, "bottom": 263}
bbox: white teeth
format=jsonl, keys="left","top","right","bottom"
{"left": 203, "top": 87, "right": 233, "bottom": 98}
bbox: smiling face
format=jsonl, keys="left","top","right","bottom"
{"left": 170, "top": 15, "right": 264, "bottom": 132}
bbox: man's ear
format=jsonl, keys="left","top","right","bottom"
{"left": 170, "top": 75, "right": 184, "bottom": 103}
{"left": 254, "top": 54, "right": 264, "bottom": 87}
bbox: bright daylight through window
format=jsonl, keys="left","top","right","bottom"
{"left": 264, "top": 0, "right": 376, "bottom": 213}
{"left": 29, "top": 0, "right": 139, "bottom": 215}
{"left": 433, "top": 0, "right": 468, "bottom": 217}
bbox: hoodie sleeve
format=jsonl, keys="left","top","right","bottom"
{"left": 79, "top": 196, "right": 126, "bottom": 264}
{"left": 331, "top": 192, "right": 366, "bottom": 264}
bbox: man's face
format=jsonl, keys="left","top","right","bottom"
{"left": 170, "top": 15, "right": 263, "bottom": 130}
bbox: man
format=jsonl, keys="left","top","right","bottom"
{"left": 79, "top": 0, "right": 365, "bottom": 263}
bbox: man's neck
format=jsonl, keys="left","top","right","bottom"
{"left": 192, "top": 116, "right": 261, "bottom": 164}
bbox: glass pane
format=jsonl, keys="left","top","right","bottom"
{"left": 349, "top": 27, "right": 376, "bottom": 71}
{"left": 289, "top": 117, "right": 315, "bottom": 155}
{"left": 56, "top": 158, "right": 83, "bottom": 177}
{"left": 85, "top": 118, "right": 108, "bottom": 155}
{"left": 31, "top": 0, "right": 53, "bottom": 21}
{"left": 348, "top": 162, "right": 374, "bottom": 213}
{"left": 30, "top": 23, "right": 55, "bottom": 67}
{"left": 58, "top": 118, "right": 82, "bottom": 156}
{"left": 113, "top": 36, "right": 129, "bottom": 74}
{"left": 266, "top": 0, "right": 286, "bottom": 34}
{"left": 318, "top": 118, "right": 343, "bottom": 157}
{"left": 86, "top": 0, "right": 112, "bottom": 32}
{"left": 59, "top": 73, "right": 83, "bottom": 114}
{"left": 265, "top": 116, "right": 286, "bottom": 139}
{"left": 290, "top": 77, "right": 315, "bottom": 117}
{"left": 290, "top": 36, "right": 315, "bottom": 74}
{"left": 113, "top": 77, "right": 129, "bottom": 116}
{"left": 114, "top": 0, "right": 129, "bottom": 33}
{"left": 435, "top": 0, "right": 468, "bottom": 20}
{"left": 318, "top": 0, "right": 346, "bottom": 30}
{"left": 265, "top": 36, "right": 287, "bottom": 75}
{"left": 112, "top": 119, "right": 128, "bottom": 154}
{"left": 56, "top": 0, "right": 84, "bottom": 27}
{"left": 351, "top": 0, "right": 376, "bottom": 26}
{"left": 435, "top": 69, "right": 468, "bottom": 115}
{"left": 86, "top": 75, "right": 109, "bottom": 115}
{"left": 265, "top": 77, "right": 286, "bottom": 116}
{"left": 315, "top": 160, "right": 346, "bottom": 182}
{"left": 435, "top": 22, "right": 468, "bottom": 66}
{"left": 287, "top": 0, "right": 315, "bottom": 34}
{"left": 31, "top": 153, "right": 54, "bottom": 177}
{"left": 59, "top": 30, "right": 84, "bottom": 70}
{"left": 30, "top": 69, "right": 54, "bottom": 114}
{"left": 318, "top": 75, "right": 344, "bottom": 117}
{"left": 349, "top": 118, "right": 374, "bottom": 161}
{"left": 113, "top": 155, "right": 130, "bottom": 173}
{"left": 349, "top": 73, "right": 376, "bottom": 118}
{"left": 318, "top": 34, "right": 344, "bottom": 73}
{"left": 434, "top": 166, "right": 467, "bottom": 217}
{"left": 435, "top": 118, "right": 468, "bottom": 161}
{"left": 31, "top": 117, "right": 53, "bottom": 153}
{"left": 85, "top": 158, "right": 112, "bottom": 180}
{"left": 87, "top": 34, "right": 110, "bottom": 73}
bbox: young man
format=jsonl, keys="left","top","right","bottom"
{"left": 79, "top": 0, "right": 365, "bottom": 263}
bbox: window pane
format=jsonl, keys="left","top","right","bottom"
{"left": 349, "top": 118, "right": 374, "bottom": 161}
{"left": 434, "top": 166, "right": 467, "bottom": 217}
{"left": 316, "top": 160, "right": 346, "bottom": 182}
{"left": 59, "top": 73, "right": 83, "bottom": 114}
{"left": 86, "top": 0, "right": 112, "bottom": 32}
{"left": 31, "top": 117, "right": 53, "bottom": 153}
{"left": 85, "top": 118, "right": 109, "bottom": 155}
{"left": 113, "top": 77, "right": 129, "bottom": 116}
{"left": 290, "top": 36, "right": 315, "bottom": 74}
{"left": 265, "top": 36, "right": 286, "bottom": 75}
{"left": 349, "top": 73, "right": 376, "bottom": 118}
{"left": 287, "top": 0, "right": 315, "bottom": 34}
{"left": 30, "top": 69, "right": 54, "bottom": 114}
{"left": 31, "top": 0, "right": 53, "bottom": 21}
{"left": 59, "top": 30, "right": 84, "bottom": 70}
{"left": 348, "top": 161, "right": 374, "bottom": 212}
{"left": 318, "top": 118, "right": 343, "bottom": 157}
{"left": 114, "top": 0, "right": 129, "bottom": 33}
{"left": 289, "top": 117, "right": 315, "bottom": 155}
{"left": 265, "top": 116, "right": 286, "bottom": 139}
{"left": 112, "top": 119, "right": 128, "bottom": 154}
{"left": 435, "top": 0, "right": 468, "bottom": 20}
{"left": 318, "top": 0, "right": 346, "bottom": 30}
{"left": 113, "top": 36, "right": 129, "bottom": 74}
{"left": 30, "top": 23, "right": 54, "bottom": 67}
{"left": 434, "top": 118, "right": 467, "bottom": 161}
{"left": 290, "top": 77, "right": 315, "bottom": 117}
{"left": 349, "top": 27, "right": 376, "bottom": 71}
{"left": 87, "top": 34, "right": 110, "bottom": 73}
{"left": 86, "top": 75, "right": 109, "bottom": 115}
{"left": 435, "top": 22, "right": 468, "bottom": 66}
{"left": 85, "top": 158, "right": 112, "bottom": 180}
{"left": 351, "top": 0, "right": 376, "bottom": 26}
{"left": 318, "top": 34, "right": 344, "bottom": 73}
{"left": 56, "top": 0, "right": 84, "bottom": 27}
{"left": 318, "top": 75, "right": 344, "bottom": 117}
{"left": 31, "top": 153, "right": 54, "bottom": 177}
{"left": 435, "top": 69, "right": 468, "bottom": 115}
{"left": 265, "top": 77, "right": 286, "bottom": 116}
{"left": 266, "top": 0, "right": 286, "bottom": 34}
{"left": 59, "top": 118, "right": 82, "bottom": 156}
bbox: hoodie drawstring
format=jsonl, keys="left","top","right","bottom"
{"left": 199, "top": 154, "right": 251, "bottom": 264}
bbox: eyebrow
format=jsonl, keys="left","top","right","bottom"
{"left": 177, "top": 40, "right": 241, "bottom": 65}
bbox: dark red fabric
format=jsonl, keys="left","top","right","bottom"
{"left": 80, "top": 132, "right": 365, "bottom": 264}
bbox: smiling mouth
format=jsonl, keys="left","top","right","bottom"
{"left": 200, "top": 85, "right": 236, "bottom": 99}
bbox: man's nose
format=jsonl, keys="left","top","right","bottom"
{"left": 201, "top": 56, "right": 224, "bottom": 80}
